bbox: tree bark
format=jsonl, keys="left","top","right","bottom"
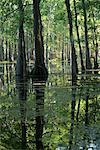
{"left": 82, "top": 0, "right": 92, "bottom": 72}
{"left": 8, "top": 41, "right": 12, "bottom": 62}
{"left": 92, "top": 12, "right": 98, "bottom": 73}
{"left": 73, "top": 0, "right": 85, "bottom": 73}
{"left": 33, "top": 0, "right": 44, "bottom": 65}
{"left": 31, "top": 0, "right": 48, "bottom": 82}
{"left": 5, "top": 39, "right": 8, "bottom": 61}
{"left": 46, "top": 33, "right": 49, "bottom": 68}
{"left": 62, "top": 35, "right": 64, "bottom": 74}
{"left": 16, "top": 0, "right": 26, "bottom": 81}
{"left": 65, "top": 0, "right": 78, "bottom": 84}
{"left": 0, "top": 38, "right": 4, "bottom": 61}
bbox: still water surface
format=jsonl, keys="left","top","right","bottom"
{"left": 0, "top": 64, "right": 100, "bottom": 150}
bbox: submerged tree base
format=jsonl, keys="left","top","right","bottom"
{"left": 30, "top": 64, "right": 48, "bottom": 82}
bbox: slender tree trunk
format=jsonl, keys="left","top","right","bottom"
{"left": 9, "top": 41, "right": 12, "bottom": 62}
{"left": 46, "top": 33, "right": 49, "bottom": 68}
{"left": 14, "top": 42, "right": 17, "bottom": 60}
{"left": 92, "top": 12, "right": 98, "bottom": 73}
{"left": 0, "top": 23, "right": 4, "bottom": 61}
{"left": 65, "top": 0, "right": 78, "bottom": 84}
{"left": 30, "top": 32, "right": 34, "bottom": 61}
{"left": 62, "top": 35, "right": 64, "bottom": 74}
{"left": 0, "top": 38, "right": 4, "bottom": 61}
{"left": 73, "top": 0, "right": 85, "bottom": 73}
{"left": 11, "top": 41, "right": 14, "bottom": 61}
{"left": 6, "top": 65, "right": 10, "bottom": 95}
{"left": 26, "top": 32, "right": 29, "bottom": 62}
{"left": 82, "top": 0, "right": 92, "bottom": 72}
{"left": 5, "top": 39, "right": 8, "bottom": 61}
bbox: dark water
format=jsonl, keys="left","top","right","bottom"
{"left": 0, "top": 64, "right": 100, "bottom": 150}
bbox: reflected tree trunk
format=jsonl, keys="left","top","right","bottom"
{"left": 34, "top": 83, "right": 45, "bottom": 150}
{"left": 76, "top": 98, "right": 81, "bottom": 123}
{"left": 69, "top": 84, "right": 76, "bottom": 149}
{"left": 76, "top": 77, "right": 84, "bottom": 123}
{"left": 18, "top": 82, "right": 27, "bottom": 149}
{"left": 85, "top": 92, "right": 89, "bottom": 125}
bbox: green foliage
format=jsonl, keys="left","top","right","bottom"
{"left": 0, "top": 69, "right": 100, "bottom": 149}
{"left": 0, "top": 0, "right": 100, "bottom": 148}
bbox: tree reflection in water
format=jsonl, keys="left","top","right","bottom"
{"left": 33, "top": 81, "right": 46, "bottom": 150}
{"left": 0, "top": 64, "right": 100, "bottom": 149}
{"left": 16, "top": 77, "right": 27, "bottom": 149}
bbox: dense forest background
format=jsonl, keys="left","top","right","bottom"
{"left": 0, "top": 0, "right": 100, "bottom": 150}
{"left": 0, "top": 0, "right": 100, "bottom": 75}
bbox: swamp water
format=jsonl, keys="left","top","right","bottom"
{"left": 0, "top": 64, "right": 100, "bottom": 150}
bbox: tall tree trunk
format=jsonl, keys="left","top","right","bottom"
{"left": 62, "top": 35, "right": 64, "bottom": 74}
{"left": 26, "top": 32, "right": 29, "bottom": 62}
{"left": 9, "top": 41, "right": 12, "bottom": 62}
{"left": 33, "top": 0, "right": 44, "bottom": 65}
{"left": 14, "top": 42, "right": 17, "bottom": 60}
{"left": 16, "top": 0, "right": 26, "bottom": 81}
{"left": 5, "top": 39, "right": 8, "bottom": 61}
{"left": 92, "top": 12, "right": 98, "bottom": 73}
{"left": 0, "top": 23, "right": 4, "bottom": 61}
{"left": 82, "top": 0, "right": 92, "bottom": 72}
{"left": 65, "top": 0, "right": 78, "bottom": 84}
{"left": 31, "top": 0, "right": 48, "bottom": 82}
{"left": 73, "top": 0, "right": 85, "bottom": 73}
{"left": 0, "top": 38, "right": 4, "bottom": 61}
{"left": 46, "top": 33, "right": 49, "bottom": 68}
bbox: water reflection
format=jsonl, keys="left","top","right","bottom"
{"left": 0, "top": 64, "right": 100, "bottom": 149}
{"left": 69, "top": 83, "right": 76, "bottom": 149}
{"left": 16, "top": 65, "right": 27, "bottom": 149}
{"left": 34, "top": 82, "right": 46, "bottom": 150}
